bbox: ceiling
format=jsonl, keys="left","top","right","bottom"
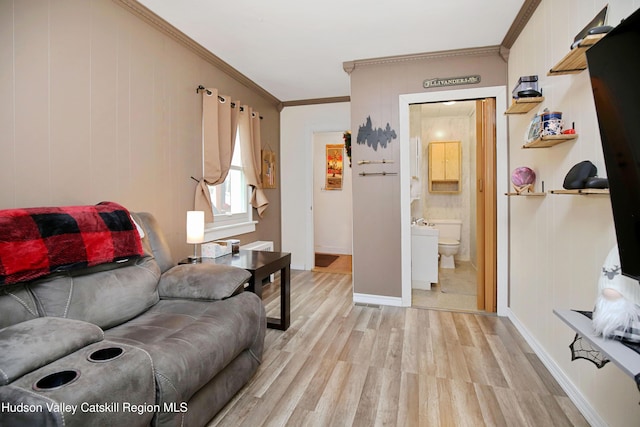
{"left": 418, "top": 100, "right": 477, "bottom": 118}
{"left": 137, "top": 0, "right": 526, "bottom": 103}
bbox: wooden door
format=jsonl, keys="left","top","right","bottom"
{"left": 429, "top": 142, "right": 446, "bottom": 181}
{"left": 445, "top": 142, "right": 461, "bottom": 180}
{"left": 476, "top": 98, "right": 497, "bottom": 312}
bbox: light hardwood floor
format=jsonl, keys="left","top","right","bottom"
{"left": 208, "top": 270, "right": 589, "bottom": 427}
{"left": 312, "top": 254, "right": 352, "bottom": 275}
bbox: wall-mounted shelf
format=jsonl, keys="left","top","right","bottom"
{"left": 550, "top": 189, "right": 609, "bottom": 195}
{"left": 554, "top": 309, "right": 640, "bottom": 381}
{"left": 523, "top": 133, "right": 578, "bottom": 148}
{"left": 505, "top": 97, "right": 545, "bottom": 115}
{"left": 505, "top": 192, "right": 546, "bottom": 197}
{"left": 548, "top": 34, "right": 606, "bottom": 76}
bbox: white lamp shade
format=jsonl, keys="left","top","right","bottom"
{"left": 186, "top": 211, "right": 205, "bottom": 244}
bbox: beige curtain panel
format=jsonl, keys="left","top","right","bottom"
{"left": 194, "top": 88, "right": 239, "bottom": 223}
{"left": 239, "top": 105, "right": 269, "bottom": 217}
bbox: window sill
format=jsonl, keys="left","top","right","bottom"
{"left": 204, "top": 220, "right": 257, "bottom": 241}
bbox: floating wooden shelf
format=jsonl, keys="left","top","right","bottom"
{"left": 523, "top": 133, "right": 578, "bottom": 148}
{"left": 554, "top": 309, "right": 640, "bottom": 381}
{"left": 505, "top": 97, "right": 545, "bottom": 115}
{"left": 550, "top": 189, "right": 609, "bottom": 195}
{"left": 548, "top": 34, "right": 606, "bottom": 76}
{"left": 505, "top": 192, "right": 546, "bottom": 197}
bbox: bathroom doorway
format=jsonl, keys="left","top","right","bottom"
{"left": 409, "top": 100, "right": 484, "bottom": 312}
{"left": 399, "top": 87, "right": 508, "bottom": 315}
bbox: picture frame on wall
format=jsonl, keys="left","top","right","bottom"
{"left": 326, "top": 144, "right": 344, "bottom": 190}
{"left": 261, "top": 149, "right": 277, "bottom": 189}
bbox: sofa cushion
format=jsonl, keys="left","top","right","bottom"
{"left": 132, "top": 212, "right": 175, "bottom": 274}
{"left": 104, "top": 291, "right": 265, "bottom": 406}
{"left": 158, "top": 264, "right": 251, "bottom": 301}
{"left": 28, "top": 256, "right": 160, "bottom": 329}
{"left": 0, "top": 284, "right": 40, "bottom": 329}
{"left": 0, "top": 202, "right": 143, "bottom": 285}
{"left": 0, "top": 317, "right": 104, "bottom": 385}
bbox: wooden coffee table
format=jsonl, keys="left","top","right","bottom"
{"left": 194, "top": 250, "right": 291, "bottom": 330}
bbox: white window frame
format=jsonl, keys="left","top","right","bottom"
{"left": 204, "top": 131, "right": 257, "bottom": 241}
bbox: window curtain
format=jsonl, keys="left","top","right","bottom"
{"left": 238, "top": 105, "right": 269, "bottom": 217}
{"left": 194, "top": 88, "right": 239, "bottom": 223}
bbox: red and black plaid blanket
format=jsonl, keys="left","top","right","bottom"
{"left": 0, "top": 202, "right": 143, "bottom": 285}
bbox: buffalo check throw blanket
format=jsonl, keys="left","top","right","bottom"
{"left": 0, "top": 202, "right": 143, "bottom": 285}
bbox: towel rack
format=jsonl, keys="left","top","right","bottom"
{"left": 357, "top": 159, "right": 394, "bottom": 165}
{"left": 359, "top": 171, "right": 397, "bottom": 177}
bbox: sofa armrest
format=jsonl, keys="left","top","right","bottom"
{"left": 158, "top": 263, "right": 251, "bottom": 301}
{"left": 0, "top": 317, "right": 104, "bottom": 385}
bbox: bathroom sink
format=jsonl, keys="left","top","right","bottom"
{"left": 411, "top": 223, "right": 439, "bottom": 236}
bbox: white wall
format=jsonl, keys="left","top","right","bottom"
{"left": 280, "top": 103, "right": 351, "bottom": 269}
{"left": 313, "top": 132, "right": 353, "bottom": 255}
{"left": 507, "top": 2, "right": 640, "bottom": 426}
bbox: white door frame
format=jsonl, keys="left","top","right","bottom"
{"left": 399, "top": 86, "right": 509, "bottom": 315}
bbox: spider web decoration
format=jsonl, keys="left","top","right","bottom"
{"left": 569, "top": 333, "right": 610, "bottom": 368}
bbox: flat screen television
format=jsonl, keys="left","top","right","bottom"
{"left": 587, "top": 7, "right": 640, "bottom": 281}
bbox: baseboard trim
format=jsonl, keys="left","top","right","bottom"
{"left": 505, "top": 308, "right": 606, "bottom": 427}
{"left": 353, "top": 293, "right": 403, "bottom": 307}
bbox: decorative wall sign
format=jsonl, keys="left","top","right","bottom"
{"left": 423, "top": 75, "right": 481, "bottom": 89}
{"left": 326, "top": 144, "right": 344, "bottom": 190}
{"left": 261, "top": 149, "right": 277, "bottom": 189}
{"left": 356, "top": 116, "right": 397, "bottom": 151}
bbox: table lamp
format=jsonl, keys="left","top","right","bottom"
{"left": 186, "top": 211, "right": 205, "bottom": 263}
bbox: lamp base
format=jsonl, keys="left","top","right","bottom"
{"left": 187, "top": 256, "right": 199, "bottom": 264}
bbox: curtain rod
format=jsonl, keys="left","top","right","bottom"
{"left": 197, "top": 85, "right": 263, "bottom": 119}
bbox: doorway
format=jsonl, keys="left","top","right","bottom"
{"left": 409, "top": 100, "right": 482, "bottom": 312}
{"left": 311, "top": 131, "right": 353, "bottom": 273}
{"left": 399, "top": 86, "right": 508, "bottom": 315}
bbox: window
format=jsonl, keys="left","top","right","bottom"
{"left": 206, "top": 132, "right": 256, "bottom": 239}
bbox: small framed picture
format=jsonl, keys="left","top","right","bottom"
{"left": 326, "top": 144, "right": 344, "bottom": 190}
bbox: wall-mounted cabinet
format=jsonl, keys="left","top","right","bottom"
{"left": 428, "top": 141, "right": 461, "bottom": 193}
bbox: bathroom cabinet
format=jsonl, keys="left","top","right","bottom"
{"left": 411, "top": 225, "right": 439, "bottom": 290}
{"left": 428, "top": 141, "right": 461, "bottom": 193}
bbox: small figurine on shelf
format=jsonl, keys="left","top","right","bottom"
{"left": 592, "top": 246, "right": 640, "bottom": 343}
{"left": 511, "top": 166, "right": 536, "bottom": 194}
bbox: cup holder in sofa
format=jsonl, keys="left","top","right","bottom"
{"left": 33, "top": 370, "right": 80, "bottom": 391}
{"left": 88, "top": 346, "right": 125, "bottom": 363}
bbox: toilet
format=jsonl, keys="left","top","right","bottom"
{"left": 430, "top": 219, "right": 462, "bottom": 269}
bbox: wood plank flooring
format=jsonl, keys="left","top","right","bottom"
{"left": 312, "top": 254, "right": 352, "bottom": 275}
{"left": 208, "top": 270, "right": 589, "bottom": 427}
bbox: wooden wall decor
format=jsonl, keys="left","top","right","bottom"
{"left": 261, "top": 149, "right": 277, "bottom": 189}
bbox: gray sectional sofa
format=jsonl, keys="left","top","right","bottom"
{"left": 0, "top": 209, "right": 266, "bottom": 426}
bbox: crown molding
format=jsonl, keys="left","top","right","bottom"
{"left": 501, "top": 0, "right": 542, "bottom": 49}
{"left": 343, "top": 45, "right": 502, "bottom": 74}
{"left": 112, "top": 0, "right": 281, "bottom": 107}
{"left": 281, "top": 96, "right": 350, "bottom": 108}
